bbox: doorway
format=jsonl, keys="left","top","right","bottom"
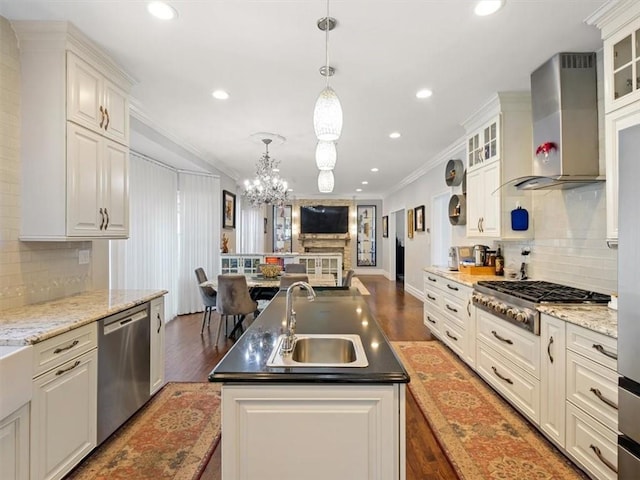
{"left": 394, "top": 209, "right": 405, "bottom": 283}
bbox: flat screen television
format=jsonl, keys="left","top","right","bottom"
{"left": 300, "top": 205, "right": 349, "bottom": 234}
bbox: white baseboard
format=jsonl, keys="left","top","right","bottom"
{"left": 404, "top": 283, "right": 423, "bottom": 301}
{"left": 353, "top": 268, "right": 385, "bottom": 276}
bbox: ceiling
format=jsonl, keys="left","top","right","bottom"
{"left": 0, "top": 0, "right": 607, "bottom": 198}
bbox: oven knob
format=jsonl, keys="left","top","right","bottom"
{"left": 498, "top": 303, "right": 508, "bottom": 314}
{"left": 515, "top": 312, "right": 530, "bottom": 324}
{"left": 506, "top": 308, "right": 517, "bottom": 319}
{"left": 482, "top": 297, "right": 491, "bottom": 306}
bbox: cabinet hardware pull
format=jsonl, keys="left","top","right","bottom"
{"left": 477, "top": 218, "right": 481, "bottom": 231}
{"left": 592, "top": 343, "right": 617, "bottom": 360}
{"left": 589, "top": 387, "right": 618, "bottom": 410}
{"left": 491, "top": 366, "right": 513, "bottom": 384}
{"left": 445, "top": 330, "right": 458, "bottom": 341}
{"left": 104, "top": 208, "right": 109, "bottom": 230}
{"left": 467, "top": 300, "right": 471, "bottom": 316}
{"left": 99, "top": 207, "right": 105, "bottom": 230}
{"left": 547, "top": 336, "right": 554, "bottom": 363}
{"left": 56, "top": 360, "right": 81, "bottom": 376}
{"left": 427, "top": 294, "right": 436, "bottom": 301}
{"left": 157, "top": 312, "right": 162, "bottom": 333}
{"left": 446, "top": 304, "right": 458, "bottom": 313}
{"left": 427, "top": 276, "right": 437, "bottom": 282}
{"left": 104, "top": 108, "right": 110, "bottom": 130}
{"left": 447, "top": 284, "right": 459, "bottom": 291}
{"left": 99, "top": 105, "right": 105, "bottom": 128}
{"left": 589, "top": 444, "right": 617, "bottom": 474}
{"left": 491, "top": 330, "right": 513, "bottom": 344}
{"left": 53, "top": 339, "right": 79, "bottom": 354}
{"left": 427, "top": 316, "right": 436, "bottom": 324}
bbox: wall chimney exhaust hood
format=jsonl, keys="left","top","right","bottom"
{"left": 513, "top": 52, "right": 604, "bottom": 190}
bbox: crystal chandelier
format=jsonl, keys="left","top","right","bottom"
{"left": 315, "top": 140, "right": 336, "bottom": 170}
{"left": 318, "top": 170, "right": 334, "bottom": 193}
{"left": 243, "top": 138, "right": 289, "bottom": 207}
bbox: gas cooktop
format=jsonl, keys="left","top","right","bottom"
{"left": 475, "top": 280, "right": 610, "bottom": 304}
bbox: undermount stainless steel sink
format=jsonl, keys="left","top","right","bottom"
{"left": 266, "top": 334, "right": 369, "bottom": 368}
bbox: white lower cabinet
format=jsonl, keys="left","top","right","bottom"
{"left": 150, "top": 296, "right": 166, "bottom": 395}
{"left": 221, "top": 383, "right": 405, "bottom": 480}
{"left": 564, "top": 323, "right": 619, "bottom": 480}
{"left": 422, "top": 272, "right": 474, "bottom": 367}
{"left": 0, "top": 403, "right": 30, "bottom": 480}
{"left": 540, "top": 314, "right": 566, "bottom": 447}
{"left": 566, "top": 402, "right": 618, "bottom": 480}
{"left": 30, "top": 324, "right": 98, "bottom": 480}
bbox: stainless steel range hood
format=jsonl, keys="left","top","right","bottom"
{"left": 514, "top": 52, "right": 604, "bottom": 190}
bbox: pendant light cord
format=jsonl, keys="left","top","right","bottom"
{"left": 325, "top": 0, "right": 330, "bottom": 87}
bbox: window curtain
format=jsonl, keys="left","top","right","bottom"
{"left": 110, "top": 153, "right": 179, "bottom": 320}
{"left": 239, "top": 197, "right": 265, "bottom": 253}
{"left": 177, "top": 172, "right": 221, "bottom": 315}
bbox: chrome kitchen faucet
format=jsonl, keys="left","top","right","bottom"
{"left": 281, "top": 281, "right": 316, "bottom": 354}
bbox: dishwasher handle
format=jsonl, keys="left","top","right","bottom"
{"left": 103, "top": 310, "right": 148, "bottom": 336}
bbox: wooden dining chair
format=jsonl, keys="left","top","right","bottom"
{"left": 216, "top": 275, "right": 259, "bottom": 340}
{"left": 194, "top": 268, "right": 219, "bottom": 335}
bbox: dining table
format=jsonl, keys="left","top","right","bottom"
{"left": 200, "top": 273, "right": 338, "bottom": 339}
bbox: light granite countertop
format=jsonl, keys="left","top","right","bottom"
{"left": 0, "top": 289, "right": 167, "bottom": 346}
{"left": 537, "top": 305, "right": 617, "bottom": 339}
{"left": 423, "top": 266, "right": 617, "bottom": 339}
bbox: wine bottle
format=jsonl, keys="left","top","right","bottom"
{"left": 495, "top": 247, "right": 504, "bottom": 276}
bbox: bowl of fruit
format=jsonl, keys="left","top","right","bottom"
{"left": 259, "top": 264, "right": 282, "bottom": 278}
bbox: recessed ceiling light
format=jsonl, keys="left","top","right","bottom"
{"left": 287, "top": 188, "right": 293, "bottom": 192}
{"left": 356, "top": 188, "right": 363, "bottom": 192}
{"left": 416, "top": 88, "right": 433, "bottom": 99}
{"left": 389, "top": 132, "right": 401, "bottom": 139}
{"left": 212, "top": 90, "right": 229, "bottom": 100}
{"left": 361, "top": 181, "right": 368, "bottom": 185}
{"left": 147, "top": 1, "right": 178, "bottom": 20}
{"left": 474, "top": 0, "right": 505, "bottom": 16}
{"left": 370, "top": 167, "right": 379, "bottom": 172}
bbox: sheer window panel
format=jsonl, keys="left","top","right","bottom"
{"left": 110, "top": 153, "right": 179, "bottom": 320}
{"left": 239, "top": 197, "right": 265, "bottom": 254}
{"left": 178, "top": 172, "right": 221, "bottom": 314}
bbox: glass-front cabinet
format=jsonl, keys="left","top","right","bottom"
{"left": 273, "top": 205, "right": 292, "bottom": 253}
{"left": 220, "top": 256, "right": 261, "bottom": 274}
{"left": 357, "top": 205, "right": 376, "bottom": 266}
{"left": 467, "top": 117, "right": 499, "bottom": 170}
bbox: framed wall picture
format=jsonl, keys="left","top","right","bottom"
{"left": 415, "top": 205, "right": 425, "bottom": 232}
{"left": 407, "top": 208, "right": 414, "bottom": 239}
{"left": 382, "top": 215, "right": 389, "bottom": 238}
{"left": 222, "top": 190, "right": 236, "bottom": 229}
{"left": 357, "top": 205, "right": 376, "bottom": 266}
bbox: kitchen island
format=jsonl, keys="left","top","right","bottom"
{"left": 209, "top": 287, "right": 409, "bottom": 480}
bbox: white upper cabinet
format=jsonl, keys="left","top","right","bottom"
{"left": 588, "top": 1, "right": 640, "bottom": 114}
{"left": 463, "top": 93, "right": 534, "bottom": 240}
{"left": 588, "top": 0, "right": 640, "bottom": 244}
{"left": 67, "top": 52, "right": 129, "bottom": 145}
{"left": 13, "top": 21, "right": 134, "bottom": 241}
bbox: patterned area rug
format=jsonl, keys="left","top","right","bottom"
{"left": 393, "top": 341, "right": 588, "bottom": 480}
{"left": 66, "top": 382, "right": 221, "bottom": 480}
{"left": 351, "top": 277, "right": 370, "bottom": 295}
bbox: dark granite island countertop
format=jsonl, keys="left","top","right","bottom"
{"left": 208, "top": 287, "right": 409, "bottom": 384}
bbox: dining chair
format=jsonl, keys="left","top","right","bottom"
{"left": 342, "top": 269, "right": 355, "bottom": 287}
{"left": 217, "top": 275, "right": 259, "bottom": 340}
{"left": 284, "top": 263, "right": 307, "bottom": 274}
{"left": 194, "top": 268, "right": 219, "bottom": 335}
{"left": 279, "top": 274, "right": 309, "bottom": 290}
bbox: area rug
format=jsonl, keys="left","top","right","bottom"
{"left": 66, "top": 382, "right": 221, "bottom": 480}
{"left": 393, "top": 341, "right": 588, "bottom": 480}
{"left": 351, "top": 277, "right": 370, "bottom": 295}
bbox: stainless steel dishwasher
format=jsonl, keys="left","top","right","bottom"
{"left": 97, "top": 303, "right": 151, "bottom": 445}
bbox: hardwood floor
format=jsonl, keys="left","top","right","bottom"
{"left": 165, "top": 275, "right": 458, "bottom": 479}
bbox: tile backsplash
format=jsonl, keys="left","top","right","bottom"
{"left": 499, "top": 182, "right": 617, "bottom": 295}
{"left": 0, "top": 17, "right": 92, "bottom": 311}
